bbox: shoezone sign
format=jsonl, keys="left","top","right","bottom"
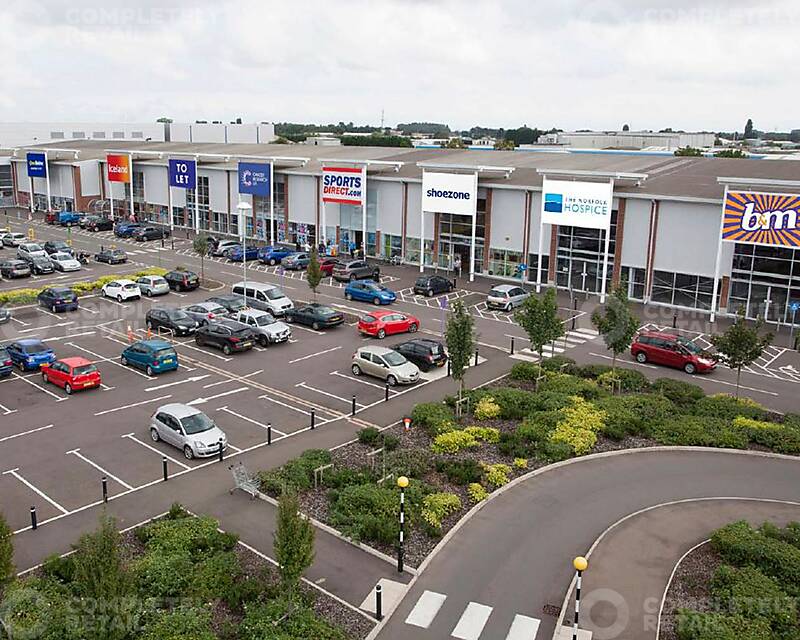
{"left": 322, "top": 167, "right": 365, "bottom": 205}
{"left": 722, "top": 190, "right": 800, "bottom": 248}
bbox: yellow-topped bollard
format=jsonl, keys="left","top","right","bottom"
{"left": 397, "top": 476, "right": 409, "bottom": 489}
{"left": 573, "top": 556, "right": 588, "bottom": 572}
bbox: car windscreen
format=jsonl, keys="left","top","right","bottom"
{"left": 154, "top": 348, "right": 177, "bottom": 359}
{"left": 677, "top": 337, "right": 703, "bottom": 354}
{"left": 315, "top": 306, "right": 335, "bottom": 315}
{"left": 73, "top": 364, "right": 97, "bottom": 376}
{"left": 264, "top": 288, "right": 285, "bottom": 300}
{"left": 52, "top": 253, "right": 72, "bottom": 261}
{"left": 112, "top": 250, "right": 125, "bottom": 256}
{"left": 180, "top": 412, "right": 214, "bottom": 435}
{"left": 52, "top": 288, "right": 74, "bottom": 298}
{"left": 361, "top": 315, "right": 377, "bottom": 323}
{"left": 490, "top": 288, "right": 508, "bottom": 296}
{"left": 233, "top": 328, "right": 253, "bottom": 338}
{"left": 428, "top": 343, "right": 443, "bottom": 354}
{"left": 166, "top": 310, "right": 191, "bottom": 321}
{"left": 26, "top": 244, "right": 43, "bottom": 251}
{"left": 25, "top": 342, "right": 49, "bottom": 354}
{"left": 384, "top": 351, "right": 407, "bottom": 366}
{"left": 415, "top": 278, "right": 429, "bottom": 286}
{"left": 255, "top": 315, "right": 275, "bottom": 326}
{"left": 123, "top": 284, "right": 138, "bottom": 290}
{"left": 226, "top": 299, "right": 247, "bottom": 310}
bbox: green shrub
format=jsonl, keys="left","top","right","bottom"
{"left": 541, "top": 355, "right": 577, "bottom": 372}
{"left": 0, "top": 579, "right": 80, "bottom": 640}
{"left": 383, "top": 434, "right": 400, "bottom": 451}
{"left": 137, "top": 515, "right": 236, "bottom": 557}
{"left": 548, "top": 397, "right": 606, "bottom": 455}
{"left": 651, "top": 377, "right": 705, "bottom": 408}
{"left": 538, "top": 374, "right": 605, "bottom": 400}
{"left": 421, "top": 493, "right": 462, "bottom": 534}
{"left": 188, "top": 551, "right": 242, "bottom": 604}
{"left": 140, "top": 606, "right": 216, "bottom": 640}
{"left": 385, "top": 449, "right": 432, "bottom": 478}
{"left": 463, "top": 426, "right": 500, "bottom": 443}
{"left": 513, "top": 457, "right": 528, "bottom": 470}
{"left": 694, "top": 394, "right": 768, "bottom": 421}
{"left": 321, "top": 466, "right": 376, "bottom": 489}
{"left": 676, "top": 610, "right": 772, "bottom": 640}
{"left": 528, "top": 391, "right": 575, "bottom": 412}
{"left": 240, "top": 599, "right": 348, "bottom": 640}
{"left": 517, "top": 412, "right": 559, "bottom": 443}
{"left": 509, "top": 361, "right": 540, "bottom": 381}
{"left": 594, "top": 395, "right": 642, "bottom": 440}
{"left": 538, "top": 440, "right": 574, "bottom": 462}
{"left": 467, "top": 483, "right": 489, "bottom": 503}
{"left": 497, "top": 431, "right": 532, "bottom": 459}
{"left": 595, "top": 368, "right": 650, "bottom": 392}
{"left": 482, "top": 463, "right": 511, "bottom": 488}
{"left": 435, "top": 458, "right": 483, "bottom": 485}
{"left": 711, "top": 564, "right": 797, "bottom": 629}
{"left": 41, "top": 553, "right": 75, "bottom": 584}
{"left": 431, "top": 430, "right": 479, "bottom": 454}
{"left": 134, "top": 551, "right": 194, "bottom": 597}
{"left": 619, "top": 394, "right": 677, "bottom": 432}
{"left": 474, "top": 396, "right": 502, "bottom": 420}
{"left": 411, "top": 402, "right": 455, "bottom": 437}
{"left": 652, "top": 416, "right": 747, "bottom": 449}
{"left": 358, "top": 427, "right": 381, "bottom": 446}
{"left": 258, "top": 449, "right": 332, "bottom": 494}
{"left": 760, "top": 521, "right": 800, "bottom": 550}
{"left": 469, "top": 387, "right": 541, "bottom": 420}
{"left": 732, "top": 417, "right": 800, "bottom": 454}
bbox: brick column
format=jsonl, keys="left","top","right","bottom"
{"left": 548, "top": 225, "right": 558, "bottom": 284}
{"left": 644, "top": 200, "right": 660, "bottom": 301}
{"left": 611, "top": 198, "right": 627, "bottom": 286}
{"left": 375, "top": 229, "right": 381, "bottom": 256}
{"left": 719, "top": 275, "right": 731, "bottom": 311}
{"left": 482, "top": 188, "right": 492, "bottom": 271}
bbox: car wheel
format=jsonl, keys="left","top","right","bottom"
{"left": 426, "top": 289, "right": 433, "bottom": 297}
{"left": 258, "top": 335, "right": 269, "bottom": 347}
{"left": 635, "top": 352, "right": 647, "bottom": 364}
{"left": 52, "top": 304, "right": 58, "bottom": 313}
{"left": 684, "top": 362, "right": 696, "bottom": 375}
{"left": 345, "top": 292, "right": 352, "bottom": 301}
{"left": 150, "top": 428, "right": 160, "bottom": 442}
{"left": 42, "top": 372, "right": 48, "bottom": 384}
{"left": 116, "top": 294, "right": 123, "bottom": 303}
{"left": 377, "top": 328, "right": 386, "bottom": 339}
{"left": 121, "top": 355, "right": 128, "bottom": 366}
{"left": 408, "top": 323, "right": 418, "bottom": 333}
{"left": 504, "top": 303, "right": 511, "bottom": 312}
{"left": 146, "top": 289, "right": 152, "bottom": 297}
{"left": 285, "top": 314, "right": 294, "bottom": 323}
{"left": 183, "top": 446, "right": 194, "bottom": 460}
{"left": 269, "top": 258, "right": 277, "bottom": 266}
{"left": 352, "top": 364, "right": 362, "bottom": 376}
{"left": 350, "top": 273, "right": 356, "bottom": 281}
{"left": 373, "top": 297, "right": 381, "bottom": 306}
{"left": 387, "top": 375, "right": 398, "bottom": 387}
{"left": 146, "top": 365, "right": 154, "bottom": 377}
{"left": 222, "top": 344, "right": 232, "bottom": 355}
{"left": 196, "top": 336, "right": 205, "bottom": 347}
{"left": 312, "top": 321, "right": 321, "bottom": 331}
{"left": 16, "top": 361, "right": 25, "bottom": 371}
{"left": 64, "top": 383, "right": 72, "bottom": 395}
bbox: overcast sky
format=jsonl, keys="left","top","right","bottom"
{"left": 1, "top": 0, "right": 797, "bottom": 132}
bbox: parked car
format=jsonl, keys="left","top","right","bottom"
{"left": 351, "top": 346, "right": 420, "bottom": 386}
{"left": 114, "top": 221, "right": 144, "bottom": 237}
{"left": 392, "top": 338, "right": 448, "bottom": 372}
{"left": 150, "top": 403, "right": 227, "bottom": 459}
{"left": 43, "top": 240, "right": 73, "bottom": 256}
{"left": 182, "top": 301, "right": 228, "bottom": 326}
{"left": 58, "top": 211, "right": 84, "bottom": 226}
{"left": 6, "top": 339, "right": 56, "bottom": 371}
{"left": 344, "top": 279, "right": 396, "bottom": 305}
{"left": 17, "top": 242, "right": 47, "bottom": 262}
{"left": 227, "top": 245, "right": 260, "bottom": 262}
{"left": 630, "top": 331, "right": 717, "bottom": 374}
{"left": 320, "top": 256, "right": 341, "bottom": 276}
{"left": 134, "top": 226, "right": 170, "bottom": 241}
{"left": 358, "top": 310, "right": 420, "bottom": 339}
{"left": 281, "top": 252, "right": 310, "bottom": 270}
{"left": 164, "top": 270, "right": 200, "bottom": 291}
{"left": 257, "top": 245, "right": 294, "bottom": 266}
{"left": 37, "top": 286, "right": 79, "bottom": 313}
{"left": 0, "top": 260, "right": 31, "bottom": 279}
{"left": 2, "top": 232, "right": 26, "bottom": 247}
{"left": 0, "top": 346, "right": 12, "bottom": 378}
{"left": 95, "top": 248, "right": 127, "bottom": 264}
{"left": 85, "top": 216, "right": 114, "bottom": 231}
{"left": 231, "top": 281, "right": 293, "bottom": 316}
{"left": 136, "top": 275, "right": 170, "bottom": 297}
{"left": 207, "top": 294, "right": 248, "bottom": 315}
{"left": 29, "top": 255, "right": 55, "bottom": 275}
{"left": 285, "top": 304, "right": 344, "bottom": 330}
{"left": 45, "top": 211, "right": 58, "bottom": 225}
{"left": 121, "top": 339, "right": 179, "bottom": 376}
{"left": 486, "top": 284, "right": 530, "bottom": 311}
{"left": 49, "top": 252, "right": 82, "bottom": 272}
{"left": 78, "top": 215, "right": 96, "bottom": 228}
{"left": 0, "top": 307, "right": 10, "bottom": 325}
{"left": 413, "top": 274, "right": 453, "bottom": 297}
{"left": 195, "top": 319, "right": 255, "bottom": 355}
{"left": 146, "top": 307, "right": 198, "bottom": 336}
{"left": 211, "top": 239, "right": 240, "bottom": 257}
{"left": 101, "top": 279, "right": 141, "bottom": 302}
{"left": 332, "top": 260, "right": 380, "bottom": 282}
{"left": 229, "top": 309, "right": 291, "bottom": 347}
{"left": 41, "top": 357, "right": 100, "bottom": 395}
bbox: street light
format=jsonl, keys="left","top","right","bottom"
{"left": 572, "top": 556, "right": 588, "bottom": 640}
{"left": 237, "top": 201, "right": 252, "bottom": 300}
{"left": 397, "top": 475, "right": 409, "bottom": 573}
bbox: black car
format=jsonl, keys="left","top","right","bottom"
{"left": 285, "top": 304, "right": 344, "bottom": 330}
{"left": 332, "top": 260, "right": 380, "bottom": 282}
{"left": 146, "top": 307, "right": 198, "bottom": 336}
{"left": 0, "top": 260, "right": 31, "bottom": 279}
{"left": 86, "top": 216, "right": 114, "bottom": 232}
{"left": 134, "top": 226, "right": 170, "bottom": 241}
{"left": 392, "top": 338, "right": 448, "bottom": 372}
{"left": 413, "top": 275, "right": 454, "bottom": 297}
{"left": 30, "top": 255, "right": 54, "bottom": 275}
{"left": 195, "top": 319, "right": 255, "bottom": 355}
{"left": 206, "top": 295, "right": 248, "bottom": 315}
{"left": 43, "top": 241, "right": 73, "bottom": 256}
{"left": 164, "top": 270, "right": 200, "bottom": 292}
{"left": 95, "top": 248, "right": 127, "bottom": 264}
{"left": 37, "top": 287, "right": 79, "bottom": 313}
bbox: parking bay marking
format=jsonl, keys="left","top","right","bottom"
{"left": 11, "top": 371, "right": 68, "bottom": 401}
{"left": 295, "top": 382, "right": 367, "bottom": 408}
{"left": 331, "top": 370, "right": 400, "bottom": 394}
{"left": 186, "top": 386, "right": 248, "bottom": 406}
{"left": 0, "top": 423, "right": 55, "bottom": 443}
{"left": 121, "top": 433, "right": 190, "bottom": 470}
{"left": 258, "top": 394, "right": 341, "bottom": 419}
{"left": 68, "top": 342, "right": 155, "bottom": 380}
{"left": 145, "top": 374, "right": 210, "bottom": 392}
{"left": 66, "top": 449, "right": 134, "bottom": 490}
{"left": 95, "top": 394, "right": 172, "bottom": 416}
{"left": 217, "top": 407, "right": 288, "bottom": 437}
{"left": 288, "top": 345, "right": 342, "bottom": 364}
{"left": 3, "top": 467, "right": 69, "bottom": 514}
{"left": 203, "top": 369, "right": 263, "bottom": 389}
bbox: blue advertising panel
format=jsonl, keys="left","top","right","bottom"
{"left": 168, "top": 159, "right": 197, "bottom": 189}
{"left": 26, "top": 152, "right": 47, "bottom": 178}
{"left": 238, "top": 162, "right": 271, "bottom": 196}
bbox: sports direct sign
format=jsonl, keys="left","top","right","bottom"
{"left": 722, "top": 191, "right": 800, "bottom": 248}
{"left": 421, "top": 171, "right": 478, "bottom": 216}
{"left": 322, "top": 167, "right": 365, "bottom": 205}
{"left": 541, "top": 178, "right": 613, "bottom": 230}
{"left": 106, "top": 154, "right": 131, "bottom": 183}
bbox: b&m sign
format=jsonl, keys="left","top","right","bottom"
{"left": 26, "top": 152, "right": 47, "bottom": 178}
{"left": 722, "top": 191, "right": 800, "bottom": 248}
{"left": 169, "top": 159, "right": 196, "bottom": 189}
{"left": 107, "top": 154, "right": 131, "bottom": 183}
{"left": 322, "top": 167, "right": 364, "bottom": 205}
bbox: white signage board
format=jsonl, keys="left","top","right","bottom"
{"left": 541, "top": 178, "right": 613, "bottom": 230}
{"left": 422, "top": 171, "right": 478, "bottom": 216}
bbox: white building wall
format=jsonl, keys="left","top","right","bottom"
{"left": 78, "top": 160, "right": 100, "bottom": 196}
{"left": 205, "top": 170, "right": 229, "bottom": 213}
{"left": 288, "top": 175, "right": 316, "bottom": 224}
{"left": 0, "top": 123, "right": 165, "bottom": 147}
{"left": 405, "top": 183, "right": 433, "bottom": 239}
{"left": 142, "top": 165, "right": 168, "bottom": 205}
{"left": 619, "top": 198, "right": 651, "bottom": 268}
{"left": 653, "top": 201, "right": 724, "bottom": 277}
{"left": 489, "top": 189, "right": 525, "bottom": 251}
{"left": 527, "top": 192, "right": 552, "bottom": 258}
{"left": 374, "top": 180, "right": 403, "bottom": 235}
{"left": 49, "top": 164, "right": 74, "bottom": 199}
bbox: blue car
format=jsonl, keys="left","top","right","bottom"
{"left": 258, "top": 245, "right": 294, "bottom": 266}
{"left": 344, "top": 279, "right": 397, "bottom": 305}
{"left": 0, "top": 346, "right": 12, "bottom": 377}
{"left": 121, "top": 339, "right": 179, "bottom": 375}
{"left": 114, "top": 222, "right": 144, "bottom": 238}
{"left": 6, "top": 339, "right": 56, "bottom": 371}
{"left": 227, "top": 245, "right": 260, "bottom": 262}
{"left": 58, "top": 211, "right": 84, "bottom": 226}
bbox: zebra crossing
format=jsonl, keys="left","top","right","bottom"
{"left": 509, "top": 327, "right": 600, "bottom": 362}
{"left": 404, "top": 590, "right": 541, "bottom": 640}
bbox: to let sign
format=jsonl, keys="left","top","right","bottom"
{"left": 168, "top": 159, "right": 197, "bottom": 189}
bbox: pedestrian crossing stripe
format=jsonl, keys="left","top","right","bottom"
{"left": 505, "top": 614, "right": 541, "bottom": 640}
{"left": 405, "top": 590, "right": 447, "bottom": 628}
{"left": 452, "top": 602, "right": 493, "bottom": 640}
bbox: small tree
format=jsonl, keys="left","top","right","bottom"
{"left": 193, "top": 234, "right": 210, "bottom": 285}
{"left": 674, "top": 146, "right": 703, "bottom": 157}
{"left": 744, "top": 118, "right": 754, "bottom": 139}
{"left": 494, "top": 138, "right": 515, "bottom": 150}
{"left": 72, "top": 513, "right": 131, "bottom": 599}
{"left": 514, "top": 288, "right": 564, "bottom": 382}
{"left": 0, "top": 512, "right": 13, "bottom": 588}
{"left": 306, "top": 248, "right": 323, "bottom": 300}
{"left": 622, "top": 123, "right": 630, "bottom": 131}
{"left": 445, "top": 300, "right": 476, "bottom": 415}
{"left": 273, "top": 492, "right": 315, "bottom": 600}
{"left": 591, "top": 284, "right": 639, "bottom": 374}
{"left": 711, "top": 306, "right": 773, "bottom": 399}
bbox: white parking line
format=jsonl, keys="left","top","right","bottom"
{"left": 121, "top": 433, "right": 190, "bottom": 470}
{"left": 186, "top": 386, "right": 248, "bottom": 406}
{"left": 173, "top": 340, "right": 233, "bottom": 362}
{"left": 10, "top": 316, "right": 30, "bottom": 326}
{"left": 331, "top": 370, "right": 399, "bottom": 393}
{"left": 0, "top": 423, "right": 55, "bottom": 443}
{"left": 202, "top": 369, "right": 263, "bottom": 388}
{"left": 145, "top": 374, "right": 210, "bottom": 392}
{"left": 78, "top": 305, "right": 100, "bottom": 315}
{"left": 3, "top": 467, "right": 69, "bottom": 514}
{"left": 19, "top": 321, "right": 73, "bottom": 333}
{"left": 217, "top": 406, "right": 288, "bottom": 437}
{"left": 42, "top": 331, "right": 96, "bottom": 342}
{"left": 95, "top": 394, "right": 172, "bottom": 416}
{"left": 0, "top": 402, "right": 17, "bottom": 415}
{"left": 12, "top": 371, "right": 67, "bottom": 401}
{"left": 36, "top": 307, "right": 60, "bottom": 319}
{"left": 67, "top": 342, "right": 154, "bottom": 380}
{"left": 66, "top": 449, "right": 134, "bottom": 490}
{"left": 288, "top": 346, "right": 342, "bottom": 364}
{"left": 257, "top": 393, "right": 339, "bottom": 418}
{"left": 296, "top": 381, "right": 366, "bottom": 407}
{"left": 287, "top": 323, "right": 326, "bottom": 335}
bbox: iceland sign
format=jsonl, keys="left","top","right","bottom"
{"left": 722, "top": 191, "right": 800, "bottom": 248}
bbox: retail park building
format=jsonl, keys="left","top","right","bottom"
{"left": 2, "top": 140, "right": 800, "bottom": 323}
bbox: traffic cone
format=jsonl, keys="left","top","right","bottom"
{"left": 147, "top": 327, "right": 152, "bottom": 340}
{"left": 127, "top": 325, "right": 134, "bottom": 343}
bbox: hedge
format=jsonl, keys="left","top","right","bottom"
{"left": 411, "top": 402, "right": 455, "bottom": 437}
{"left": 651, "top": 377, "right": 705, "bottom": 408}
{"left": 258, "top": 449, "right": 332, "bottom": 495}
{"left": 676, "top": 610, "right": 772, "bottom": 640}
{"left": 693, "top": 394, "right": 768, "bottom": 421}
{"left": 710, "top": 565, "right": 797, "bottom": 630}
{"left": 652, "top": 416, "right": 748, "bottom": 449}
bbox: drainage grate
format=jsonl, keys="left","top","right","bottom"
{"left": 542, "top": 603, "right": 562, "bottom": 617}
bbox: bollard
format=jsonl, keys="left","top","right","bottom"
{"left": 218, "top": 439, "right": 224, "bottom": 462}
{"left": 474, "top": 348, "right": 479, "bottom": 367}
{"left": 162, "top": 456, "right": 168, "bottom": 481}
{"left": 102, "top": 476, "right": 108, "bottom": 503}
{"left": 572, "top": 297, "right": 578, "bottom": 331}
{"left": 672, "top": 310, "right": 678, "bottom": 329}
{"left": 311, "top": 409, "right": 316, "bottom": 430}
{"left": 447, "top": 359, "right": 451, "bottom": 377}
{"left": 351, "top": 395, "right": 357, "bottom": 416}
{"left": 452, "top": 278, "right": 457, "bottom": 290}
{"left": 510, "top": 336, "right": 515, "bottom": 355}
{"left": 267, "top": 423, "right": 272, "bottom": 445}
{"left": 375, "top": 584, "right": 383, "bottom": 621}
{"left": 385, "top": 381, "right": 390, "bottom": 401}
{"left": 30, "top": 506, "right": 37, "bottom": 530}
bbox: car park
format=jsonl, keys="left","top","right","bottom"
{"left": 0, "top": 259, "right": 32, "bottom": 279}
{"left": 413, "top": 274, "right": 453, "bottom": 297}
{"left": 0, "top": 346, "right": 11, "bottom": 377}
{"left": 257, "top": 245, "right": 294, "bottom": 265}
{"left": 37, "top": 286, "right": 79, "bottom": 312}
{"left": 17, "top": 242, "right": 47, "bottom": 262}
{"left": 146, "top": 307, "right": 198, "bottom": 336}
{"left": 392, "top": 338, "right": 448, "bottom": 371}
{"left": 320, "top": 256, "right": 341, "bottom": 276}
{"left": 231, "top": 282, "right": 293, "bottom": 316}
{"left": 229, "top": 309, "right": 291, "bottom": 347}
{"left": 195, "top": 319, "right": 255, "bottom": 355}
{"left": 49, "top": 252, "right": 82, "bottom": 272}
{"left": 344, "top": 279, "right": 396, "bottom": 305}
{"left": 58, "top": 211, "right": 84, "bottom": 226}
{"left": 136, "top": 275, "right": 170, "bottom": 297}
{"left": 6, "top": 339, "right": 56, "bottom": 371}
{"left": 211, "top": 239, "right": 241, "bottom": 257}
{"left": 281, "top": 252, "right": 310, "bottom": 270}
{"left": 630, "top": 331, "right": 717, "bottom": 374}
{"left": 29, "top": 255, "right": 55, "bottom": 275}
{"left": 2, "top": 232, "right": 25, "bottom": 247}
{"left": 207, "top": 294, "right": 248, "bottom": 315}
{"left": 150, "top": 403, "right": 228, "bottom": 459}
{"left": 0, "top": 307, "right": 10, "bottom": 325}
{"left": 95, "top": 248, "right": 127, "bottom": 264}
{"left": 164, "top": 270, "right": 200, "bottom": 291}
{"left": 285, "top": 303, "right": 344, "bottom": 330}
{"left": 486, "top": 284, "right": 529, "bottom": 311}
{"left": 227, "top": 245, "right": 260, "bottom": 262}
{"left": 85, "top": 216, "right": 113, "bottom": 231}
{"left": 358, "top": 310, "right": 420, "bottom": 339}
{"left": 43, "top": 240, "right": 73, "bottom": 256}
{"left": 134, "top": 226, "right": 170, "bottom": 241}
{"left": 41, "top": 357, "right": 100, "bottom": 394}
{"left": 121, "top": 339, "right": 179, "bottom": 375}
{"left": 332, "top": 259, "right": 380, "bottom": 282}
{"left": 351, "top": 345, "right": 420, "bottom": 386}
{"left": 182, "top": 301, "right": 228, "bottom": 325}
{"left": 114, "top": 221, "right": 144, "bottom": 237}
{"left": 101, "top": 279, "right": 141, "bottom": 302}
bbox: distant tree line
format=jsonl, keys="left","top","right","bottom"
{"left": 274, "top": 121, "right": 381, "bottom": 136}
{"left": 341, "top": 135, "right": 412, "bottom": 147}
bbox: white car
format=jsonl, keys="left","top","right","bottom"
{"left": 136, "top": 275, "right": 170, "bottom": 297}
{"left": 50, "top": 252, "right": 82, "bottom": 272}
{"left": 17, "top": 242, "right": 47, "bottom": 261}
{"left": 2, "top": 232, "right": 26, "bottom": 247}
{"left": 102, "top": 279, "right": 141, "bottom": 302}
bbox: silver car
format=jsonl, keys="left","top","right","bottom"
{"left": 229, "top": 309, "right": 291, "bottom": 347}
{"left": 137, "top": 275, "right": 170, "bottom": 297}
{"left": 150, "top": 403, "right": 228, "bottom": 459}
{"left": 486, "top": 284, "right": 529, "bottom": 311}
{"left": 17, "top": 242, "right": 47, "bottom": 261}
{"left": 2, "top": 232, "right": 26, "bottom": 247}
{"left": 351, "top": 345, "right": 420, "bottom": 386}
{"left": 182, "top": 301, "right": 228, "bottom": 325}
{"left": 49, "top": 252, "right": 82, "bottom": 272}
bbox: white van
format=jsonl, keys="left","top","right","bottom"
{"left": 231, "top": 281, "right": 294, "bottom": 317}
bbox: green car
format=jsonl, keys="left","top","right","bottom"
{"left": 285, "top": 303, "right": 344, "bottom": 330}
{"left": 121, "top": 339, "right": 179, "bottom": 376}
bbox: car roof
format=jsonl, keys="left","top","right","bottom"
{"left": 157, "top": 403, "right": 203, "bottom": 419}
{"left": 113, "top": 279, "right": 137, "bottom": 285}
{"left": 136, "top": 339, "right": 172, "bottom": 349}
{"left": 490, "top": 284, "right": 517, "bottom": 292}
{"left": 638, "top": 331, "right": 679, "bottom": 340}
{"left": 238, "top": 308, "right": 269, "bottom": 318}
{"left": 210, "top": 294, "right": 239, "bottom": 301}
{"left": 194, "top": 301, "right": 225, "bottom": 309}
{"left": 363, "top": 309, "right": 394, "bottom": 318}
{"left": 52, "top": 252, "right": 74, "bottom": 259}
{"left": 17, "top": 338, "right": 46, "bottom": 347}
{"left": 359, "top": 345, "right": 394, "bottom": 356}
{"left": 49, "top": 286, "right": 74, "bottom": 294}
{"left": 213, "top": 318, "right": 243, "bottom": 328}
{"left": 59, "top": 356, "right": 92, "bottom": 367}
{"left": 401, "top": 338, "right": 441, "bottom": 347}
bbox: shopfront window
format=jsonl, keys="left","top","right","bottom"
{"left": 186, "top": 176, "right": 210, "bottom": 231}
{"left": 488, "top": 248, "right": 523, "bottom": 279}
{"left": 619, "top": 266, "right": 646, "bottom": 300}
{"left": 382, "top": 234, "right": 402, "bottom": 259}
{"left": 730, "top": 242, "right": 800, "bottom": 322}
{"left": 651, "top": 270, "right": 715, "bottom": 310}
{"left": 555, "top": 211, "right": 618, "bottom": 293}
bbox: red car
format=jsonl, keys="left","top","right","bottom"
{"left": 630, "top": 331, "right": 717, "bottom": 375}
{"left": 320, "top": 257, "right": 340, "bottom": 276}
{"left": 41, "top": 357, "right": 101, "bottom": 394}
{"left": 45, "top": 211, "right": 58, "bottom": 225}
{"left": 358, "top": 310, "right": 420, "bottom": 339}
